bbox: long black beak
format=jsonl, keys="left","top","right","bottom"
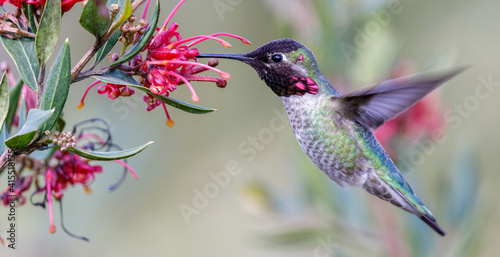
{"left": 196, "top": 53, "right": 252, "bottom": 62}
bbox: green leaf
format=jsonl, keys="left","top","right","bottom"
{"left": 67, "top": 141, "right": 153, "bottom": 161}
{"left": 109, "top": 0, "right": 133, "bottom": 33}
{"left": 0, "top": 72, "right": 9, "bottom": 132}
{"left": 0, "top": 125, "right": 9, "bottom": 153}
{"left": 0, "top": 36, "right": 39, "bottom": 91}
{"left": 35, "top": 0, "right": 61, "bottom": 65}
{"left": 40, "top": 40, "right": 71, "bottom": 131}
{"left": 92, "top": 69, "right": 140, "bottom": 86}
{"left": 94, "top": 0, "right": 132, "bottom": 65}
{"left": 110, "top": 0, "right": 160, "bottom": 68}
{"left": 18, "top": 95, "right": 27, "bottom": 129}
{"left": 80, "top": 0, "right": 111, "bottom": 37}
{"left": 94, "top": 29, "right": 121, "bottom": 65}
{"left": 55, "top": 117, "right": 66, "bottom": 131}
{"left": 22, "top": 3, "right": 37, "bottom": 33}
{"left": 5, "top": 79, "right": 23, "bottom": 132}
{"left": 129, "top": 85, "right": 217, "bottom": 114}
{"left": 5, "top": 109, "right": 55, "bottom": 150}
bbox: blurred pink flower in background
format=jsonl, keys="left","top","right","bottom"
{"left": 374, "top": 61, "right": 445, "bottom": 159}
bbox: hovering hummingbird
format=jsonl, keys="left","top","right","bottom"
{"left": 198, "top": 38, "right": 464, "bottom": 236}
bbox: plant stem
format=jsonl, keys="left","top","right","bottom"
{"left": 70, "top": 0, "right": 148, "bottom": 83}
{"left": 36, "top": 65, "right": 45, "bottom": 108}
{"left": 72, "top": 67, "right": 109, "bottom": 83}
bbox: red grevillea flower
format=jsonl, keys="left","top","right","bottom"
{"left": 40, "top": 127, "right": 138, "bottom": 235}
{"left": 78, "top": 80, "right": 135, "bottom": 109}
{"left": 0, "top": 0, "right": 84, "bottom": 12}
{"left": 46, "top": 151, "right": 103, "bottom": 199}
{"left": 1, "top": 120, "right": 138, "bottom": 238}
{"left": 78, "top": 0, "right": 250, "bottom": 127}
{"left": 44, "top": 151, "right": 103, "bottom": 234}
{"left": 1, "top": 175, "right": 32, "bottom": 205}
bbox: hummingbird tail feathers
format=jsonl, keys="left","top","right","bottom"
{"left": 362, "top": 172, "right": 446, "bottom": 236}
{"left": 420, "top": 213, "right": 446, "bottom": 236}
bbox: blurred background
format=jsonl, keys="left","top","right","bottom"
{"left": 1, "top": 0, "right": 499, "bottom": 256}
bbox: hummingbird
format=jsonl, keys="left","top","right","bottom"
{"left": 198, "top": 38, "right": 464, "bottom": 236}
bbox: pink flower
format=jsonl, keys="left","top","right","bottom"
{"left": 0, "top": 0, "right": 84, "bottom": 12}
{"left": 1, "top": 120, "right": 139, "bottom": 238}
{"left": 43, "top": 151, "right": 103, "bottom": 234}
{"left": 78, "top": 81, "right": 135, "bottom": 109}
{"left": 1, "top": 175, "right": 32, "bottom": 206}
{"left": 78, "top": 0, "right": 250, "bottom": 127}
{"left": 47, "top": 151, "right": 103, "bottom": 198}
{"left": 21, "top": 84, "right": 36, "bottom": 108}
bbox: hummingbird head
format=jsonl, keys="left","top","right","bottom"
{"left": 197, "top": 38, "right": 320, "bottom": 97}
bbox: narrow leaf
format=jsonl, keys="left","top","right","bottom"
{"left": 18, "top": 95, "right": 27, "bottom": 129}
{"left": 5, "top": 109, "right": 55, "bottom": 150}
{"left": 67, "top": 141, "right": 153, "bottom": 161}
{"left": 0, "top": 36, "right": 39, "bottom": 91}
{"left": 94, "top": 29, "right": 121, "bottom": 65}
{"left": 0, "top": 72, "right": 9, "bottom": 132}
{"left": 22, "top": 3, "right": 37, "bottom": 33}
{"left": 79, "top": 0, "right": 111, "bottom": 37}
{"left": 0, "top": 125, "right": 9, "bottom": 154}
{"left": 109, "top": 0, "right": 133, "bottom": 33}
{"left": 94, "top": 0, "right": 132, "bottom": 65}
{"left": 110, "top": 0, "right": 160, "bottom": 68}
{"left": 40, "top": 40, "right": 71, "bottom": 131}
{"left": 35, "top": 0, "right": 61, "bottom": 65}
{"left": 5, "top": 79, "right": 23, "bottom": 132}
{"left": 129, "top": 85, "right": 217, "bottom": 114}
{"left": 92, "top": 69, "right": 140, "bottom": 86}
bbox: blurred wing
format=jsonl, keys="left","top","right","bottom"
{"left": 336, "top": 67, "right": 466, "bottom": 130}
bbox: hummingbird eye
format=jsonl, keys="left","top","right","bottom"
{"left": 271, "top": 54, "right": 283, "bottom": 63}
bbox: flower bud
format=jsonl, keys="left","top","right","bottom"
{"left": 111, "top": 53, "right": 120, "bottom": 61}
{"left": 216, "top": 80, "right": 227, "bottom": 88}
{"left": 120, "top": 24, "right": 129, "bottom": 33}
{"left": 208, "top": 58, "right": 219, "bottom": 67}
{"left": 110, "top": 4, "right": 120, "bottom": 14}
{"left": 0, "top": 62, "right": 9, "bottom": 72}
{"left": 121, "top": 87, "right": 135, "bottom": 97}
